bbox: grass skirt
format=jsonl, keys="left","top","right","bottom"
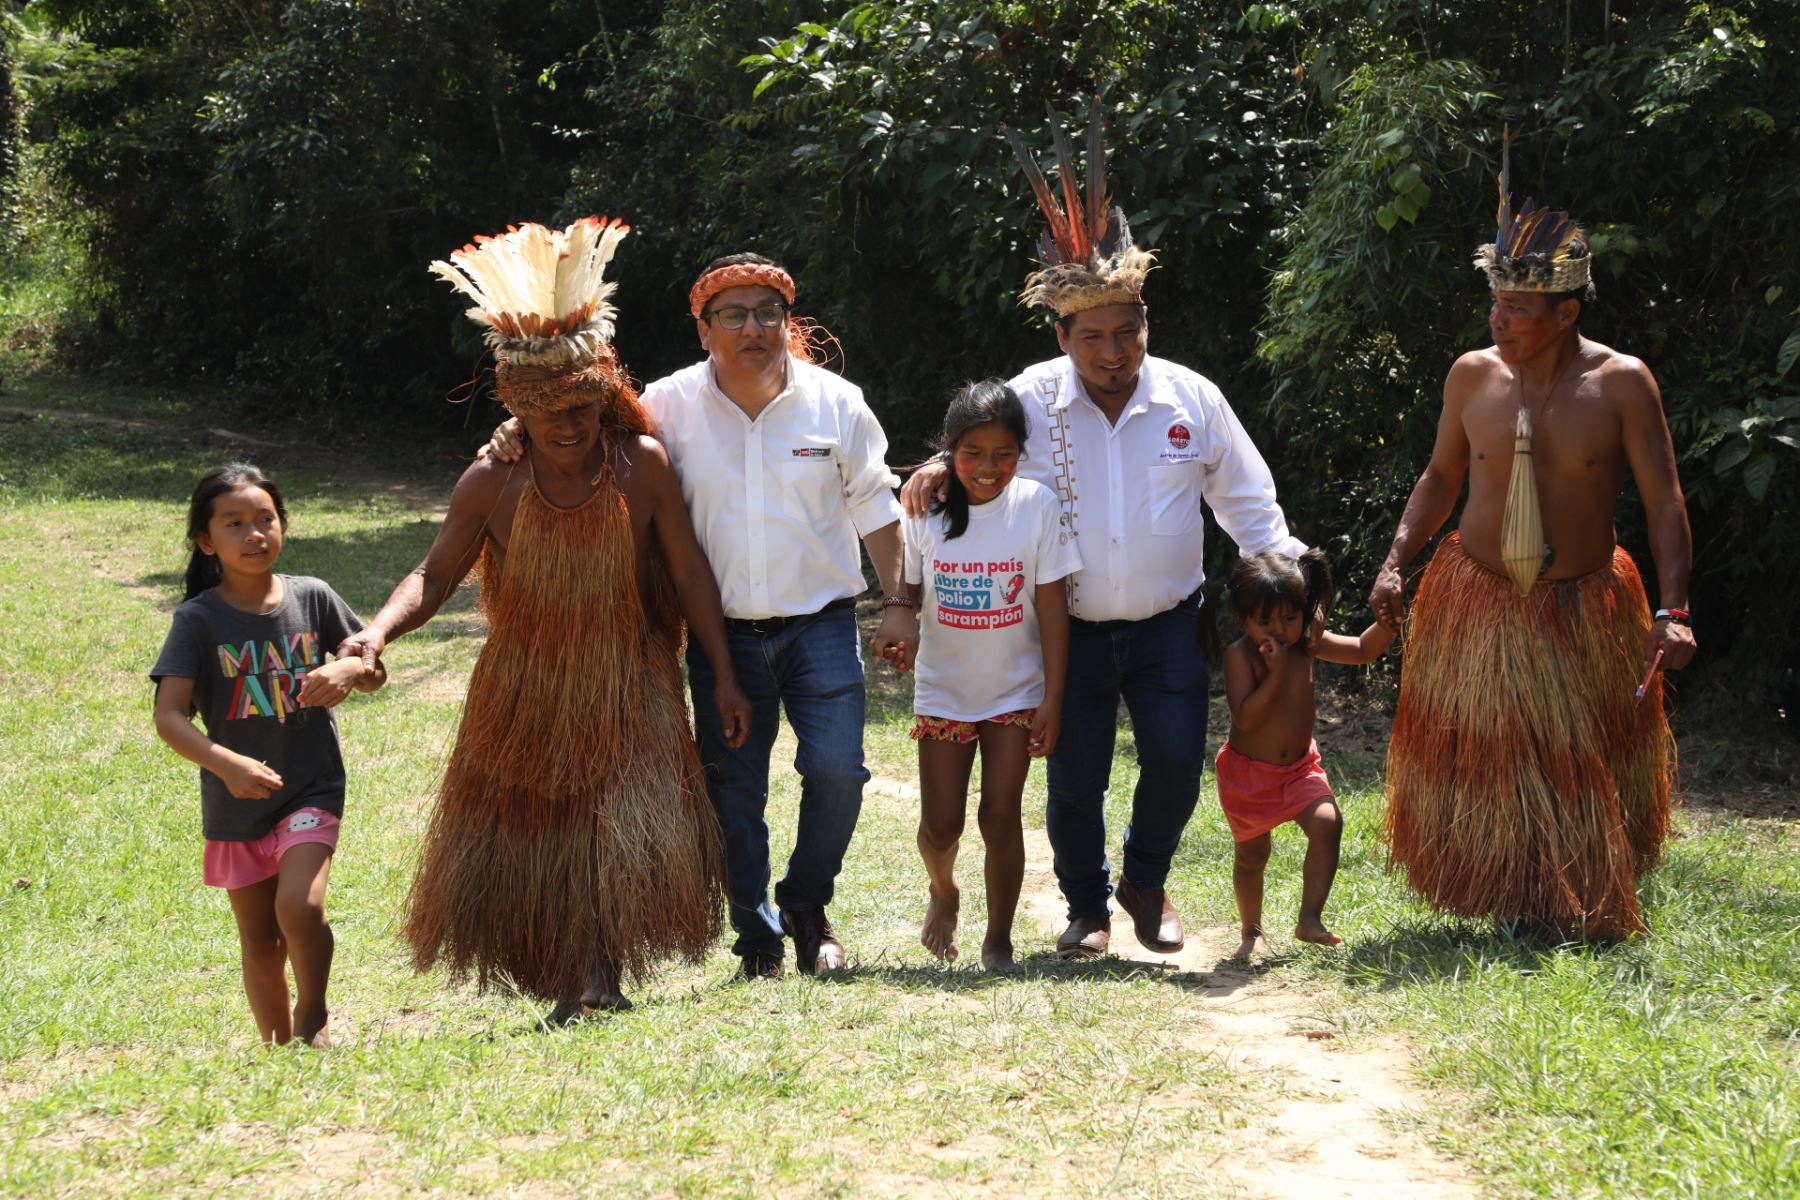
{"left": 401, "top": 466, "right": 724, "bottom": 999}
{"left": 1384, "top": 534, "right": 1674, "bottom": 934}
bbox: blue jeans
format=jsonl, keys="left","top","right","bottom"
{"left": 686, "top": 605, "right": 869, "bottom": 960}
{"left": 1046, "top": 597, "right": 1212, "bottom": 921}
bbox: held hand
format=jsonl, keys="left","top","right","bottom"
{"left": 900, "top": 460, "right": 949, "bottom": 519}
{"left": 477, "top": 417, "right": 527, "bottom": 464}
{"left": 337, "top": 628, "right": 387, "bottom": 675}
{"left": 1369, "top": 565, "right": 1407, "bottom": 633}
{"left": 1259, "top": 637, "right": 1288, "bottom": 671}
{"left": 1028, "top": 706, "right": 1060, "bottom": 759}
{"left": 298, "top": 657, "right": 362, "bottom": 708}
{"left": 713, "top": 677, "right": 753, "bottom": 750}
{"left": 871, "top": 607, "right": 920, "bottom": 674}
{"left": 218, "top": 753, "right": 284, "bottom": 800}
{"left": 1645, "top": 619, "right": 1697, "bottom": 673}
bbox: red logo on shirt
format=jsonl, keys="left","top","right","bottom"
{"left": 1167, "top": 424, "right": 1191, "bottom": 450}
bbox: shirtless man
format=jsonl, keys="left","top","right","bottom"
{"left": 1370, "top": 293, "right": 1697, "bottom": 665}
{"left": 1371, "top": 183, "right": 1695, "bottom": 936}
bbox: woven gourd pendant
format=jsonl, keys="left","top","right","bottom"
{"left": 1500, "top": 406, "right": 1546, "bottom": 596}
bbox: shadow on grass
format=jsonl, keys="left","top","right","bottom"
{"left": 816, "top": 950, "right": 1255, "bottom": 998}
{"left": 1336, "top": 917, "right": 1623, "bottom": 992}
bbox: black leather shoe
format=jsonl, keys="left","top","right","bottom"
{"left": 781, "top": 908, "right": 848, "bottom": 974}
{"left": 740, "top": 951, "right": 785, "bottom": 980}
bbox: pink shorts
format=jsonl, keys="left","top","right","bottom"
{"left": 204, "top": 807, "right": 340, "bottom": 890}
{"left": 1214, "top": 740, "right": 1333, "bottom": 842}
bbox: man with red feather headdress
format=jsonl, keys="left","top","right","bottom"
{"left": 905, "top": 106, "right": 1308, "bottom": 960}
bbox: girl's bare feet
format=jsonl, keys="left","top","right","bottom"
{"left": 979, "top": 935, "right": 1014, "bottom": 971}
{"left": 921, "top": 886, "right": 960, "bottom": 961}
{"left": 294, "top": 1006, "right": 331, "bottom": 1047}
{"left": 1232, "top": 930, "right": 1269, "bottom": 961}
{"left": 1294, "top": 915, "right": 1342, "bottom": 946}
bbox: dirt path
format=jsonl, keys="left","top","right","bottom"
{"left": 1008, "top": 824, "right": 1476, "bottom": 1199}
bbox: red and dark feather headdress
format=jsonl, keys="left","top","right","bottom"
{"left": 1010, "top": 105, "right": 1156, "bottom": 317}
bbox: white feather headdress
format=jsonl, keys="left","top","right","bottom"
{"left": 429, "top": 217, "right": 630, "bottom": 367}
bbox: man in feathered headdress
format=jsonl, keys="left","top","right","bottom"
{"left": 904, "top": 107, "right": 1307, "bottom": 961}
{"left": 486, "top": 250, "right": 917, "bottom": 980}
{"left": 339, "top": 218, "right": 752, "bottom": 1019}
{"left": 1370, "top": 132, "right": 1695, "bottom": 937}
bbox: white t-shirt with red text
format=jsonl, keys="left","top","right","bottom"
{"left": 903, "top": 478, "right": 1083, "bottom": 721}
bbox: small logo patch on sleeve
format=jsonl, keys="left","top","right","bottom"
{"left": 790, "top": 447, "right": 833, "bottom": 459}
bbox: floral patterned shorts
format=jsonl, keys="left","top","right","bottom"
{"left": 909, "top": 709, "right": 1037, "bottom": 743}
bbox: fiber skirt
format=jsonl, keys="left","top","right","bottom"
{"left": 1384, "top": 534, "right": 1674, "bottom": 935}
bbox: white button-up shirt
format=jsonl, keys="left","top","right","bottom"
{"left": 1007, "top": 354, "right": 1306, "bottom": 622}
{"left": 642, "top": 357, "right": 903, "bottom": 620}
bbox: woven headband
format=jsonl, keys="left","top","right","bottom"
{"left": 687, "top": 264, "right": 796, "bottom": 318}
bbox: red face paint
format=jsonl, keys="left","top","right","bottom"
{"left": 1489, "top": 291, "right": 1561, "bottom": 364}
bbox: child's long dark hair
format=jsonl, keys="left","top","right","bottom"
{"left": 930, "top": 378, "right": 1030, "bottom": 540}
{"left": 183, "top": 463, "right": 289, "bottom": 600}
{"left": 1199, "top": 548, "right": 1334, "bottom": 666}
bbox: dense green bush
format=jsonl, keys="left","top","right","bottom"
{"left": 1256, "top": 2, "right": 1800, "bottom": 662}
{"left": 9, "top": 0, "right": 1799, "bottom": 672}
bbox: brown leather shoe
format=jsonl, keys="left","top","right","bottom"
{"left": 1056, "top": 915, "right": 1111, "bottom": 959}
{"left": 1114, "top": 878, "right": 1185, "bottom": 953}
{"left": 781, "top": 908, "right": 848, "bottom": 974}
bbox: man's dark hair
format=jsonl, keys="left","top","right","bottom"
{"left": 1055, "top": 301, "right": 1147, "bottom": 335}
{"left": 1554, "top": 282, "right": 1597, "bottom": 316}
{"left": 695, "top": 251, "right": 786, "bottom": 283}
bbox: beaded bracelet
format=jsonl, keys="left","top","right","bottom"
{"left": 880, "top": 596, "right": 917, "bottom": 609}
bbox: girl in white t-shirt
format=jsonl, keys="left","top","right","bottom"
{"left": 890, "top": 379, "right": 1081, "bottom": 969}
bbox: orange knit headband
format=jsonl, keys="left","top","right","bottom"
{"left": 687, "top": 263, "right": 797, "bottom": 318}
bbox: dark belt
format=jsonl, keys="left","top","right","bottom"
{"left": 1070, "top": 615, "right": 1138, "bottom": 633}
{"left": 725, "top": 595, "right": 856, "bottom": 635}
{"left": 1070, "top": 588, "right": 1205, "bottom": 634}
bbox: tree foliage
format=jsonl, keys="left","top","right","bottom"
{"left": 12, "top": 0, "right": 1800, "bottom": 669}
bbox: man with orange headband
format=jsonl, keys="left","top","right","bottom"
{"left": 489, "top": 252, "right": 915, "bottom": 978}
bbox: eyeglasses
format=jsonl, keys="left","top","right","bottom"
{"left": 706, "top": 302, "right": 789, "bottom": 330}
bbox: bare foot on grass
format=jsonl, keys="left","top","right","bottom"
{"left": 1295, "top": 916, "right": 1342, "bottom": 946}
{"left": 579, "top": 988, "right": 633, "bottom": 1013}
{"left": 980, "top": 936, "right": 1014, "bottom": 971}
{"left": 921, "top": 886, "right": 960, "bottom": 962}
{"left": 580, "top": 961, "right": 632, "bottom": 1012}
{"left": 544, "top": 999, "right": 586, "bottom": 1028}
{"left": 294, "top": 1008, "right": 331, "bottom": 1048}
{"left": 1232, "top": 930, "right": 1269, "bottom": 961}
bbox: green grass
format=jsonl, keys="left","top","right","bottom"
{"left": 1, "top": 372, "right": 1796, "bottom": 1197}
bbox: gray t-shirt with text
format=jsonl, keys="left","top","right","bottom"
{"left": 150, "top": 575, "right": 363, "bottom": 841}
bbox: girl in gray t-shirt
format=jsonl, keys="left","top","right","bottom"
{"left": 151, "top": 464, "right": 385, "bottom": 1046}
